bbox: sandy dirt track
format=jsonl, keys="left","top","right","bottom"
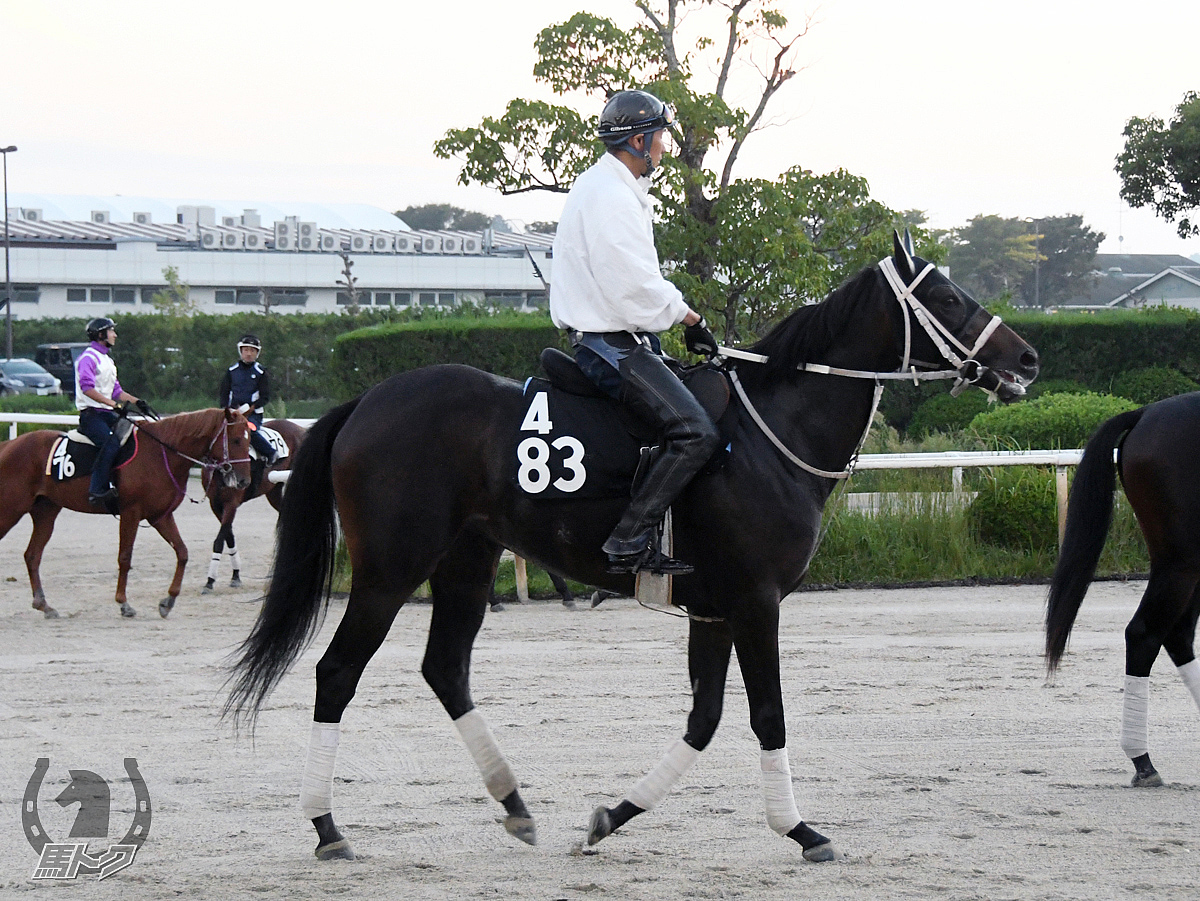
{"left": 0, "top": 496, "right": 1197, "bottom": 900}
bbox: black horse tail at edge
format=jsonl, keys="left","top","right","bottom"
{"left": 223, "top": 396, "right": 363, "bottom": 730}
{"left": 1045, "top": 407, "right": 1146, "bottom": 672}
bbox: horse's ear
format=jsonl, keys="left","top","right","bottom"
{"left": 893, "top": 229, "right": 916, "bottom": 279}
{"left": 224, "top": 407, "right": 235, "bottom": 422}
{"left": 902, "top": 227, "right": 916, "bottom": 257}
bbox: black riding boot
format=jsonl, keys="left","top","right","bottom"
{"left": 600, "top": 344, "right": 720, "bottom": 575}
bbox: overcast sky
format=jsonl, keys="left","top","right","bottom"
{"left": 5, "top": 0, "right": 1198, "bottom": 258}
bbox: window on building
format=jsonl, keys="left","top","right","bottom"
{"left": 393, "top": 292, "right": 412, "bottom": 307}
{"left": 68, "top": 288, "right": 88, "bottom": 303}
{"left": 372, "top": 292, "right": 391, "bottom": 306}
{"left": 12, "top": 285, "right": 40, "bottom": 303}
{"left": 236, "top": 290, "right": 263, "bottom": 306}
{"left": 418, "top": 292, "right": 437, "bottom": 307}
{"left": 141, "top": 288, "right": 159, "bottom": 305}
{"left": 272, "top": 290, "right": 308, "bottom": 306}
{"left": 485, "top": 291, "right": 524, "bottom": 308}
{"left": 113, "top": 288, "right": 136, "bottom": 304}
{"left": 438, "top": 292, "right": 456, "bottom": 307}
{"left": 336, "top": 291, "right": 365, "bottom": 306}
{"left": 90, "top": 288, "right": 110, "bottom": 304}
{"left": 215, "top": 289, "right": 236, "bottom": 305}
{"left": 526, "top": 291, "right": 547, "bottom": 308}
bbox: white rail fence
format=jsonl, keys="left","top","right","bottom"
{"left": 2, "top": 414, "right": 1087, "bottom": 600}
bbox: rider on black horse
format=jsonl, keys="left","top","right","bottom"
{"left": 550, "top": 89, "right": 720, "bottom": 576}
{"left": 218, "top": 334, "right": 277, "bottom": 467}
{"left": 76, "top": 317, "right": 148, "bottom": 508}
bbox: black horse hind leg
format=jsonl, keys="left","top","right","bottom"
{"left": 1161, "top": 583, "right": 1200, "bottom": 754}
{"left": 1122, "top": 566, "right": 1199, "bottom": 787}
{"left": 588, "top": 617, "right": 733, "bottom": 846}
{"left": 422, "top": 533, "right": 538, "bottom": 843}
{"left": 303, "top": 567, "right": 424, "bottom": 859}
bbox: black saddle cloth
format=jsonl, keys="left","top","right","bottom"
{"left": 508, "top": 348, "right": 734, "bottom": 500}
{"left": 46, "top": 430, "right": 139, "bottom": 483}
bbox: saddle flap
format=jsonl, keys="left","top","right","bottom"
{"left": 540, "top": 347, "right": 608, "bottom": 398}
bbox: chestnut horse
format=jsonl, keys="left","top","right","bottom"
{"left": 0, "top": 407, "right": 252, "bottom": 618}
{"left": 1046, "top": 393, "right": 1200, "bottom": 786}
{"left": 227, "top": 235, "right": 1039, "bottom": 862}
{"left": 201, "top": 418, "right": 307, "bottom": 593}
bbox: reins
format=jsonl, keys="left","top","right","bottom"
{"left": 715, "top": 255, "right": 1008, "bottom": 482}
{"left": 131, "top": 413, "right": 251, "bottom": 507}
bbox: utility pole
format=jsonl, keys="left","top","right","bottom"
{"left": 2, "top": 145, "right": 17, "bottom": 360}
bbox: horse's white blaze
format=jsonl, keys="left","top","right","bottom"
{"left": 454, "top": 709, "right": 518, "bottom": 801}
{"left": 1179, "top": 659, "right": 1200, "bottom": 711}
{"left": 625, "top": 738, "right": 699, "bottom": 811}
{"left": 761, "top": 748, "right": 802, "bottom": 835}
{"left": 300, "top": 722, "right": 341, "bottom": 819}
{"left": 1120, "top": 675, "right": 1150, "bottom": 759}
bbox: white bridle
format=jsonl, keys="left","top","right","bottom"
{"left": 719, "top": 256, "right": 1010, "bottom": 480}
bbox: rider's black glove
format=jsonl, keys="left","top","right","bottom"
{"left": 135, "top": 398, "right": 152, "bottom": 416}
{"left": 684, "top": 319, "right": 718, "bottom": 358}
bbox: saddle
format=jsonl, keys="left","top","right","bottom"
{"left": 508, "top": 348, "right": 735, "bottom": 500}
{"left": 46, "top": 423, "right": 138, "bottom": 483}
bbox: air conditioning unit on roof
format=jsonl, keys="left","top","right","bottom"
{"left": 393, "top": 234, "right": 416, "bottom": 253}
{"left": 244, "top": 231, "right": 266, "bottom": 250}
{"left": 420, "top": 235, "right": 442, "bottom": 254}
{"left": 348, "top": 232, "right": 373, "bottom": 253}
{"left": 133, "top": 211, "right": 152, "bottom": 225}
{"left": 221, "top": 230, "right": 245, "bottom": 249}
{"left": 441, "top": 235, "right": 463, "bottom": 254}
{"left": 461, "top": 235, "right": 480, "bottom": 254}
{"left": 371, "top": 234, "right": 394, "bottom": 253}
{"left": 222, "top": 216, "right": 238, "bottom": 227}
{"left": 91, "top": 211, "right": 110, "bottom": 224}
{"left": 318, "top": 231, "right": 342, "bottom": 252}
{"left": 274, "top": 221, "right": 298, "bottom": 251}
{"left": 199, "top": 226, "right": 223, "bottom": 249}
{"left": 298, "top": 222, "right": 317, "bottom": 239}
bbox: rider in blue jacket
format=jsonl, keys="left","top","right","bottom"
{"left": 218, "top": 334, "right": 277, "bottom": 465}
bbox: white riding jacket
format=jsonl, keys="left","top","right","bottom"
{"left": 550, "top": 152, "right": 689, "bottom": 335}
{"left": 75, "top": 344, "right": 121, "bottom": 411}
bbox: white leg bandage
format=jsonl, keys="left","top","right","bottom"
{"left": 626, "top": 738, "right": 700, "bottom": 812}
{"left": 207, "top": 553, "right": 221, "bottom": 583}
{"left": 761, "top": 748, "right": 802, "bottom": 835}
{"left": 300, "top": 722, "right": 341, "bottom": 819}
{"left": 1120, "top": 675, "right": 1150, "bottom": 759}
{"left": 1179, "top": 659, "right": 1200, "bottom": 712}
{"left": 229, "top": 546, "right": 241, "bottom": 572}
{"left": 454, "top": 709, "right": 518, "bottom": 801}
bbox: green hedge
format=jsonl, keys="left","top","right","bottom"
{"left": 966, "top": 468, "right": 1058, "bottom": 553}
{"left": 1109, "top": 366, "right": 1198, "bottom": 405}
{"left": 330, "top": 315, "right": 566, "bottom": 399}
{"left": 968, "top": 391, "right": 1139, "bottom": 449}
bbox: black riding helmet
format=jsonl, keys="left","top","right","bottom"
{"left": 86, "top": 317, "right": 116, "bottom": 342}
{"left": 237, "top": 334, "right": 262, "bottom": 352}
{"left": 597, "top": 89, "right": 674, "bottom": 175}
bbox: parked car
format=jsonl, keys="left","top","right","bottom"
{"left": 0, "top": 358, "right": 62, "bottom": 396}
{"left": 35, "top": 343, "right": 90, "bottom": 396}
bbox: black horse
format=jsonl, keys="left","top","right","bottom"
{"left": 227, "top": 234, "right": 1039, "bottom": 862}
{"left": 1046, "top": 393, "right": 1200, "bottom": 787}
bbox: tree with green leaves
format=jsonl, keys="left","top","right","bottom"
{"left": 434, "top": 1, "right": 927, "bottom": 343}
{"left": 150, "top": 265, "right": 197, "bottom": 317}
{"left": 1021, "top": 215, "right": 1104, "bottom": 307}
{"left": 946, "top": 216, "right": 1041, "bottom": 301}
{"left": 1116, "top": 90, "right": 1200, "bottom": 238}
{"left": 396, "top": 203, "right": 495, "bottom": 231}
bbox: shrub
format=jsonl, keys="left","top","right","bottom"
{"left": 968, "top": 392, "right": 1139, "bottom": 449}
{"left": 1109, "top": 366, "right": 1198, "bottom": 405}
{"left": 905, "top": 391, "right": 992, "bottom": 437}
{"left": 1026, "top": 378, "right": 1088, "bottom": 399}
{"left": 966, "top": 467, "right": 1058, "bottom": 553}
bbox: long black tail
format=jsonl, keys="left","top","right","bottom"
{"left": 1045, "top": 407, "right": 1145, "bottom": 671}
{"left": 224, "top": 396, "right": 362, "bottom": 728}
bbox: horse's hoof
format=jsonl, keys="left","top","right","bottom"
{"left": 562, "top": 598, "right": 577, "bottom": 609}
{"left": 229, "top": 577, "right": 242, "bottom": 588}
{"left": 200, "top": 585, "right": 213, "bottom": 596}
{"left": 119, "top": 602, "right": 137, "bottom": 618}
{"left": 41, "top": 606, "right": 60, "bottom": 620}
{"left": 490, "top": 603, "right": 506, "bottom": 613}
{"left": 586, "top": 806, "right": 613, "bottom": 846}
{"left": 159, "top": 596, "right": 176, "bottom": 618}
{"left": 802, "top": 841, "right": 844, "bottom": 862}
{"left": 314, "top": 838, "right": 355, "bottom": 861}
{"left": 504, "top": 815, "right": 537, "bottom": 845}
{"left": 1132, "top": 771, "right": 1164, "bottom": 788}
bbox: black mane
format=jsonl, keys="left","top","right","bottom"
{"left": 738, "top": 265, "right": 880, "bottom": 385}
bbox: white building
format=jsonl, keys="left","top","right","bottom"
{"left": 3, "top": 194, "right": 554, "bottom": 317}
